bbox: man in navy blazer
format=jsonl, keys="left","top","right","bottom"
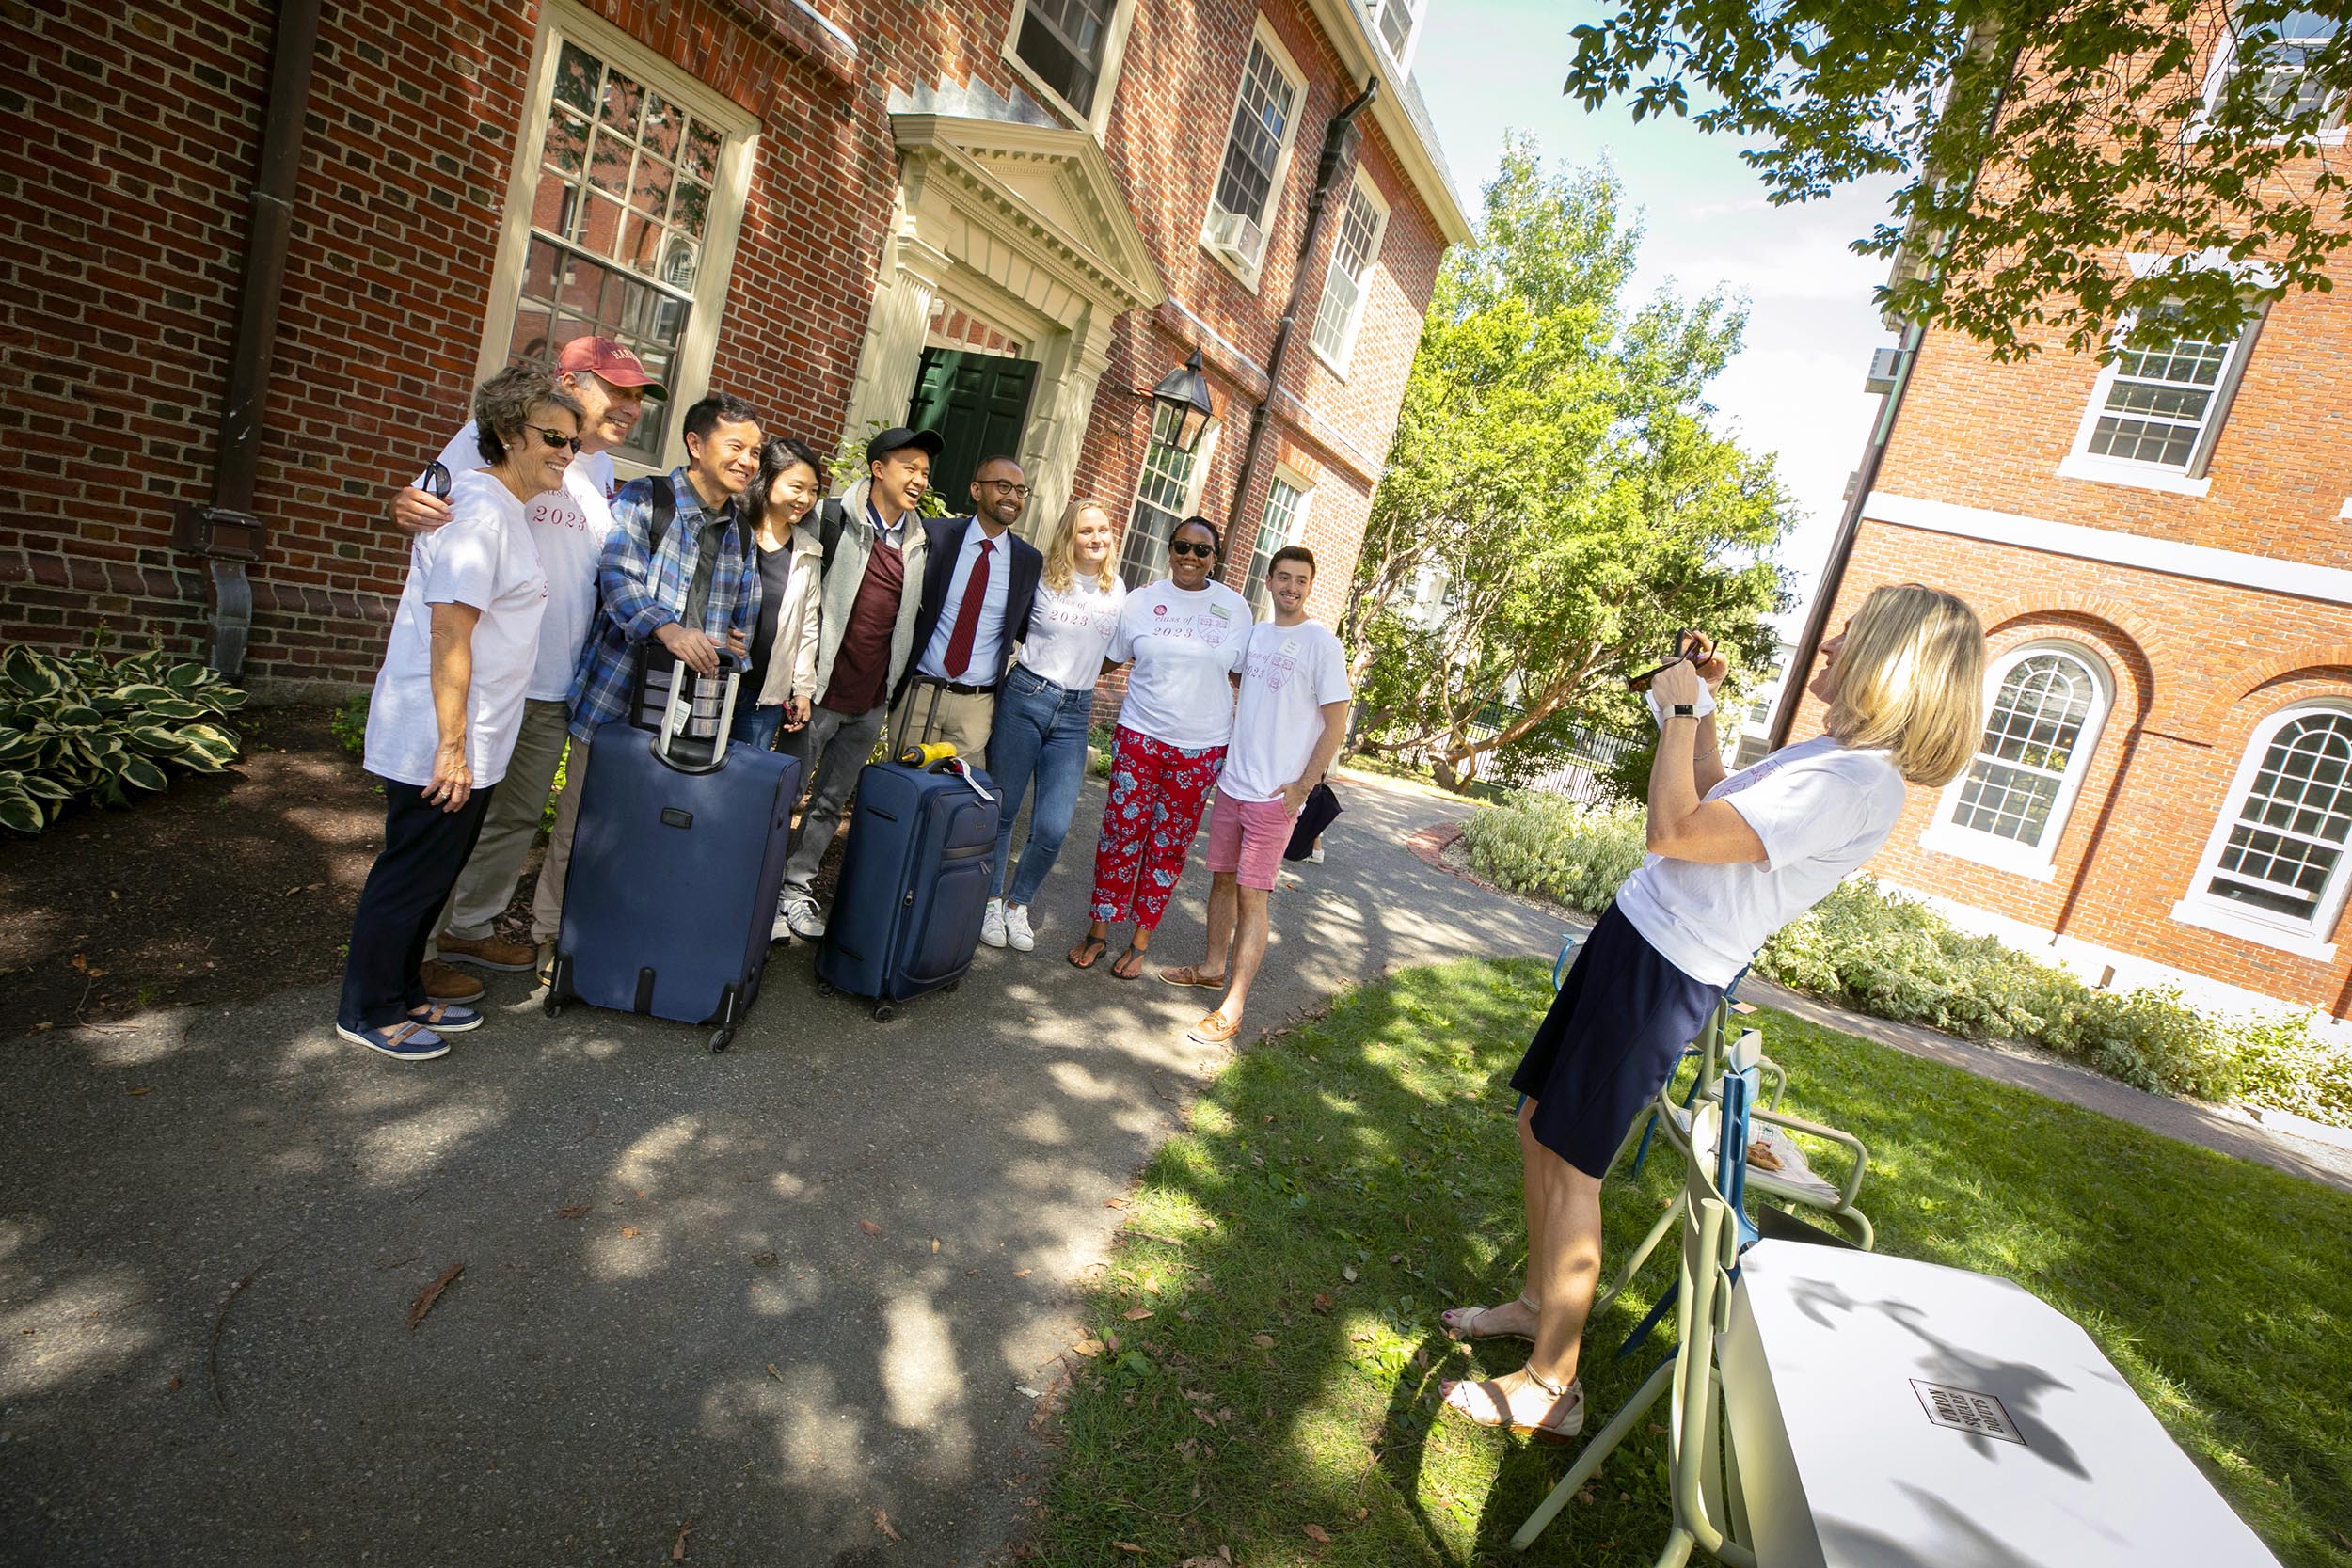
{"left": 889, "top": 452, "right": 1044, "bottom": 767}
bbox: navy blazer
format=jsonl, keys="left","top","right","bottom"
{"left": 900, "top": 513, "right": 1043, "bottom": 698}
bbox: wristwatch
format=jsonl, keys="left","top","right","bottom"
{"left": 1670, "top": 703, "right": 1697, "bottom": 718}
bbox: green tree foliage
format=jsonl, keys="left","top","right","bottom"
{"left": 1563, "top": 1, "right": 2352, "bottom": 358}
{"left": 1345, "top": 136, "right": 1791, "bottom": 791}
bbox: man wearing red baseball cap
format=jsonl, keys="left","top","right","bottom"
{"left": 386, "top": 338, "right": 666, "bottom": 996}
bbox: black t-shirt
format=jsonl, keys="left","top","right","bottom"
{"left": 742, "top": 539, "right": 793, "bottom": 706}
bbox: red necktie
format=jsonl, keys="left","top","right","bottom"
{"left": 944, "top": 537, "right": 993, "bottom": 679}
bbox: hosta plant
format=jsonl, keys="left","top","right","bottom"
{"left": 0, "top": 641, "right": 246, "bottom": 833}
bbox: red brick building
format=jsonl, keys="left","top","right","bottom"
{"left": 1778, "top": 20, "right": 2352, "bottom": 1030}
{"left": 0, "top": 0, "right": 1468, "bottom": 698}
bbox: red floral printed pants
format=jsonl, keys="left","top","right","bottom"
{"left": 1088, "top": 726, "right": 1227, "bottom": 929}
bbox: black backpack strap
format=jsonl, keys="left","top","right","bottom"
{"left": 647, "top": 476, "right": 676, "bottom": 556}
{"left": 819, "top": 497, "right": 847, "bottom": 569}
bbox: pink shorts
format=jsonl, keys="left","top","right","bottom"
{"left": 1205, "top": 787, "right": 1297, "bottom": 891}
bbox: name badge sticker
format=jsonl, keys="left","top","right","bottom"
{"left": 1210, "top": 604, "right": 1231, "bottom": 620}
{"left": 1279, "top": 637, "right": 1302, "bottom": 657}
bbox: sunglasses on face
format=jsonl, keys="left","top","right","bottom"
{"left": 530, "top": 425, "right": 581, "bottom": 453}
{"left": 1168, "top": 540, "right": 1215, "bottom": 559}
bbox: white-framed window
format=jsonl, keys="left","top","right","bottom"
{"left": 1367, "top": 0, "right": 1425, "bottom": 71}
{"left": 1310, "top": 169, "right": 1389, "bottom": 373}
{"left": 2202, "top": 7, "right": 2346, "bottom": 135}
{"left": 478, "top": 4, "right": 758, "bottom": 474}
{"left": 2172, "top": 704, "right": 2352, "bottom": 959}
{"left": 1241, "top": 471, "right": 1311, "bottom": 615}
{"left": 1921, "top": 643, "right": 2110, "bottom": 879}
{"left": 1119, "top": 404, "right": 1219, "bottom": 589}
{"left": 2058, "top": 303, "right": 2260, "bottom": 497}
{"left": 1200, "top": 21, "right": 1305, "bottom": 289}
{"left": 1003, "top": 0, "right": 1136, "bottom": 134}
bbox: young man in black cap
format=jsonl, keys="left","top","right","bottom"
{"left": 773, "top": 427, "right": 939, "bottom": 942}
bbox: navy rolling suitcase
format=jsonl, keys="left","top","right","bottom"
{"left": 815, "top": 754, "right": 996, "bottom": 1021}
{"left": 546, "top": 657, "right": 799, "bottom": 1052}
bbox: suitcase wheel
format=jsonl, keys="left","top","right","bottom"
{"left": 709, "top": 1027, "right": 733, "bottom": 1054}
{"left": 871, "top": 1002, "right": 895, "bottom": 1022}
{"left": 944, "top": 980, "right": 960, "bottom": 993}
{"left": 544, "top": 997, "right": 565, "bottom": 1018}
{"left": 816, "top": 979, "right": 836, "bottom": 999}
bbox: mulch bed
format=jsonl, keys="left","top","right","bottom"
{"left": 0, "top": 704, "right": 848, "bottom": 1037}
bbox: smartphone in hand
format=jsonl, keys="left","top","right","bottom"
{"left": 1626, "top": 628, "right": 1708, "bottom": 692}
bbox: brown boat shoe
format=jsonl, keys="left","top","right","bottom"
{"left": 436, "top": 930, "right": 538, "bottom": 972}
{"left": 420, "top": 959, "right": 485, "bottom": 1005}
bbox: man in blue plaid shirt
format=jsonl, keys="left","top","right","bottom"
{"left": 529, "top": 392, "right": 766, "bottom": 963}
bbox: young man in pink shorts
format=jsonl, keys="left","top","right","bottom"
{"left": 1160, "top": 546, "right": 1351, "bottom": 1043}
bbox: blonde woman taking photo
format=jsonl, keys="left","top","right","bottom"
{"left": 978, "top": 498, "right": 1128, "bottom": 953}
{"left": 1438, "top": 583, "right": 1986, "bottom": 1442}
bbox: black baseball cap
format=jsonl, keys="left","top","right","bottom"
{"left": 866, "top": 426, "right": 945, "bottom": 464}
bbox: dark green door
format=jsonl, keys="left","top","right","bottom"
{"left": 906, "top": 347, "right": 1038, "bottom": 515}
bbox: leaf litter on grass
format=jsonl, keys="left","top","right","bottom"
{"left": 1034, "top": 958, "right": 2352, "bottom": 1568}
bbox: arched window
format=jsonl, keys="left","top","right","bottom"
{"left": 2175, "top": 705, "right": 2352, "bottom": 954}
{"left": 1923, "top": 643, "right": 2110, "bottom": 878}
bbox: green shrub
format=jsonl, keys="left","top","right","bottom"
{"left": 1460, "top": 794, "right": 2352, "bottom": 1127}
{"left": 1089, "top": 723, "right": 1115, "bottom": 780}
{"left": 330, "top": 695, "right": 369, "bottom": 756}
{"left": 1458, "top": 792, "right": 1647, "bottom": 910}
{"left": 0, "top": 641, "right": 246, "bottom": 833}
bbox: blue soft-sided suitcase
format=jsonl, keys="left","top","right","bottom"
{"left": 815, "top": 757, "right": 997, "bottom": 1020}
{"left": 546, "top": 663, "right": 799, "bottom": 1052}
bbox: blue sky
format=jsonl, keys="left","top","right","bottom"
{"left": 1407, "top": 0, "right": 1902, "bottom": 619}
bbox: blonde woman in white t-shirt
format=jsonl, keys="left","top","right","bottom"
{"left": 979, "top": 498, "right": 1128, "bottom": 954}
{"left": 1437, "top": 583, "right": 1985, "bottom": 1444}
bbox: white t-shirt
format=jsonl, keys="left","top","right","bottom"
{"left": 433, "top": 423, "right": 617, "bottom": 701}
{"left": 363, "top": 470, "right": 549, "bottom": 789}
{"left": 1220, "top": 618, "right": 1351, "bottom": 803}
{"left": 1016, "top": 574, "right": 1128, "bottom": 691}
{"left": 1611, "top": 736, "right": 1908, "bottom": 988}
{"left": 1107, "top": 579, "right": 1252, "bottom": 750}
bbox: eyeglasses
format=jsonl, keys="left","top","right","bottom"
{"left": 977, "top": 480, "right": 1031, "bottom": 497}
{"left": 1168, "top": 540, "right": 1216, "bottom": 559}
{"left": 530, "top": 426, "right": 582, "bottom": 453}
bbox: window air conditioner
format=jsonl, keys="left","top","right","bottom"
{"left": 1205, "top": 205, "right": 1266, "bottom": 269}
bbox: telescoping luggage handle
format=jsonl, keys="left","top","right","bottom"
{"left": 637, "top": 646, "right": 741, "bottom": 774}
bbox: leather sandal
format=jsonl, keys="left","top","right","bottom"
{"left": 1439, "top": 1293, "right": 1538, "bottom": 1344}
{"left": 1068, "top": 935, "right": 1108, "bottom": 970}
{"left": 1438, "top": 1369, "right": 1585, "bottom": 1445}
{"left": 1108, "top": 943, "right": 1149, "bottom": 980}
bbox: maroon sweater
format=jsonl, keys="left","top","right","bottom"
{"left": 819, "top": 533, "right": 904, "bottom": 715}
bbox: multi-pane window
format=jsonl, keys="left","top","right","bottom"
{"left": 1242, "top": 476, "right": 1309, "bottom": 615}
{"left": 1949, "top": 651, "right": 2105, "bottom": 850}
{"left": 1119, "top": 404, "right": 1206, "bottom": 589}
{"left": 1205, "top": 38, "right": 1300, "bottom": 270}
{"left": 1372, "top": 0, "right": 1422, "bottom": 62}
{"left": 1013, "top": 0, "right": 1114, "bottom": 117}
{"left": 511, "top": 40, "right": 731, "bottom": 465}
{"left": 2224, "top": 8, "right": 2344, "bottom": 124}
{"left": 1311, "top": 178, "right": 1385, "bottom": 368}
{"left": 2203, "top": 710, "right": 2352, "bottom": 927}
{"left": 2081, "top": 309, "right": 2247, "bottom": 472}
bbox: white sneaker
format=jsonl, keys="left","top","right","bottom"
{"left": 1308, "top": 844, "right": 1325, "bottom": 863}
{"left": 781, "top": 897, "right": 828, "bottom": 942}
{"left": 980, "top": 897, "right": 1008, "bottom": 948}
{"left": 1004, "top": 904, "right": 1036, "bottom": 952}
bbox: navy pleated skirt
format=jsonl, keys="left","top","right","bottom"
{"left": 1511, "top": 904, "right": 1722, "bottom": 1178}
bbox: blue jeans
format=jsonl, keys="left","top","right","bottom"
{"left": 987, "top": 663, "right": 1094, "bottom": 906}
{"left": 734, "top": 703, "right": 785, "bottom": 750}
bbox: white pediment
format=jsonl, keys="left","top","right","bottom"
{"left": 890, "top": 114, "right": 1166, "bottom": 314}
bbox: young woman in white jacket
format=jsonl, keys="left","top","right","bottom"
{"left": 734, "top": 436, "right": 828, "bottom": 766}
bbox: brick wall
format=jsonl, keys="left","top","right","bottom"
{"left": 0, "top": 0, "right": 1449, "bottom": 699}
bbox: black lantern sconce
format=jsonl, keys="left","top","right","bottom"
{"left": 1146, "top": 349, "right": 1214, "bottom": 455}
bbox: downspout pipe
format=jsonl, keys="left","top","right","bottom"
{"left": 1224, "top": 76, "right": 1379, "bottom": 546}
{"left": 175, "top": 0, "right": 323, "bottom": 680}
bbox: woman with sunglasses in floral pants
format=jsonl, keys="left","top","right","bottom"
{"left": 1070, "top": 516, "right": 1251, "bottom": 980}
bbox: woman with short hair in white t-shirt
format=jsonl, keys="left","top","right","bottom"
{"left": 979, "top": 497, "right": 1128, "bottom": 955}
{"left": 1070, "top": 515, "right": 1251, "bottom": 980}
{"left": 1438, "top": 583, "right": 1986, "bottom": 1443}
{"left": 335, "top": 364, "right": 577, "bottom": 1062}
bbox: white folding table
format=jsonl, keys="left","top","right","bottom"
{"left": 1719, "top": 1240, "right": 2282, "bottom": 1568}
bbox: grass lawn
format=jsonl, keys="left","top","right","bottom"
{"left": 1032, "top": 958, "right": 2352, "bottom": 1567}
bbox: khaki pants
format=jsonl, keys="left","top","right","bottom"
{"left": 530, "top": 725, "right": 594, "bottom": 943}
{"left": 889, "top": 679, "right": 995, "bottom": 768}
{"left": 437, "top": 698, "right": 571, "bottom": 944}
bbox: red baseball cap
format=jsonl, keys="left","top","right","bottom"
{"left": 557, "top": 336, "right": 667, "bottom": 399}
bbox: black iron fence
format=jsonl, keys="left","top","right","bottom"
{"left": 1434, "top": 701, "right": 1641, "bottom": 806}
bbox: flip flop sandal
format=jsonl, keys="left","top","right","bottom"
{"left": 1068, "top": 936, "right": 1108, "bottom": 970}
{"left": 1438, "top": 1294, "right": 1538, "bottom": 1344}
{"left": 1158, "top": 964, "right": 1228, "bottom": 990}
{"left": 1108, "top": 944, "right": 1149, "bottom": 980}
{"left": 1438, "top": 1373, "right": 1585, "bottom": 1445}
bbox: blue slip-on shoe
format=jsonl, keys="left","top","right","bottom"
{"left": 336, "top": 1021, "right": 450, "bottom": 1061}
{"left": 408, "top": 1001, "right": 482, "bottom": 1034}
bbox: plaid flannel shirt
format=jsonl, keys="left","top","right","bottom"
{"left": 567, "top": 467, "right": 761, "bottom": 740}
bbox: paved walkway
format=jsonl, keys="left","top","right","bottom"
{"left": 0, "top": 772, "right": 1557, "bottom": 1568}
